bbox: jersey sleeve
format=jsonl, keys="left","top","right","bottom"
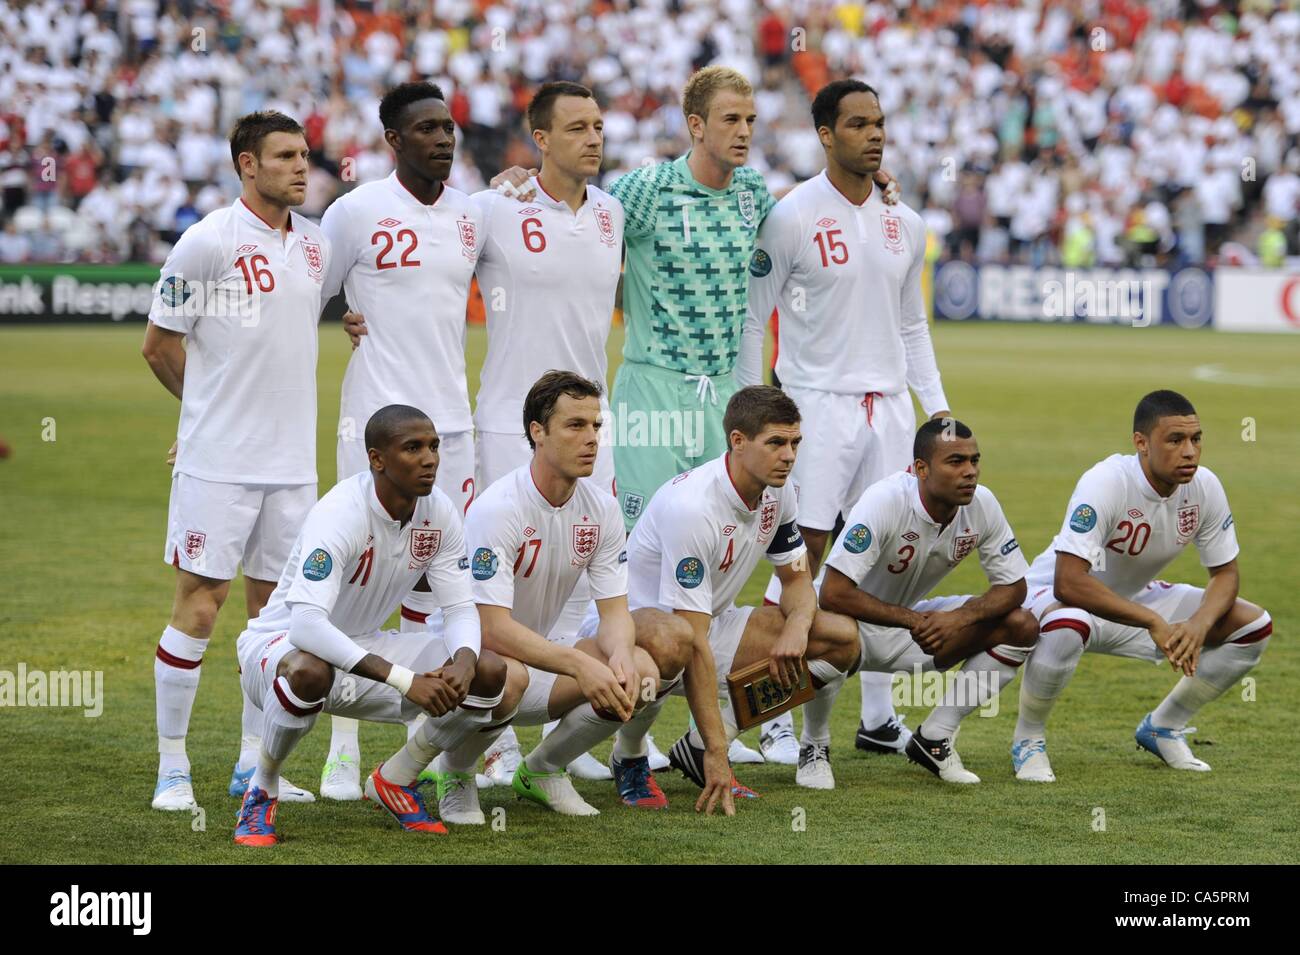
{"left": 1050, "top": 465, "right": 1122, "bottom": 571}
{"left": 284, "top": 500, "right": 361, "bottom": 617}
{"left": 899, "top": 213, "right": 950, "bottom": 416}
{"left": 318, "top": 197, "right": 356, "bottom": 305}
{"left": 587, "top": 495, "right": 629, "bottom": 601}
{"left": 462, "top": 494, "right": 518, "bottom": 610}
{"left": 423, "top": 502, "right": 476, "bottom": 611}
{"left": 608, "top": 165, "right": 660, "bottom": 240}
{"left": 974, "top": 488, "right": 1030, "bottom": 585}
{"left": 824, "top": 485, "right": 892, "bottom": 585}
{"left": 765, "top": 482, "right": 807, "bottom": 567}
{"left": 749, "top": 172, "right": 776, "bottom": 226}
{"left": 148, "top": 223, "right": 223, "bottom": 334}
{"left": 738, "top": 200, "right": 798, "bottom": 387}
{"left": 656, "top": 510, "right": 715, "bottom": 614}
{"left": 1193, "top": 469, "right": 1240, "bottom": 568}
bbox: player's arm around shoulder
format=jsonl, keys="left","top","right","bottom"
{"left": 607, "top": 161, "right": 666, "bottom": 239}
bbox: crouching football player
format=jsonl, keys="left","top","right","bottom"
{"left": 819, "top": 418, "right": 1038, "bottom": 784}
{"left": 1012, "top": 390, "right": 1271, "bottom": 781}
{"left": 232, "top": 405, "right": 506, "bottom": 845}
{"left": 618, "top": 387, "right": 862, "bottom": 809}
{"left": 428, "top": 372, "right": 693, "bottom": 818}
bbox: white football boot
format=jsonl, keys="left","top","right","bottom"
{"left": 1011, "top": 737, "right": 1057, "bottom": 782}
{"left": 795, "top": 743, "right": 835, "bottom": 790}
{"left": 1135, "top": 714, "right": 1211, "bottom": 771}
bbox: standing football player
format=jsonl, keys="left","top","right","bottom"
{"left": 143, "top": 111, "right": 327, "bottom": 810}
{"left": 233, "top": 405, "right": 506, "bottom": 845}
{"left": 468, "top": 82, "right": 628, "bottom": 782}
{"left": 318, "top": 82, "right": 485, "bottom": 797}
{"left": 740, "top": 80, "right": 949, "bottom": 763}
{"left": 428, "top": 372, "right": 693, "bottom": 820}
{"left": 819, "top": 419, "right": 1038, "bottom": 785}
{"left": 1011, "top": 391, "right": 1271, "bottom": 781}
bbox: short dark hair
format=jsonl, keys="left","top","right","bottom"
{"left": 723, "top": 386, "right": 801, "bottom": 441}
{"left": 365, "top": 404, "right": 433, "bottom": 455}
{"left": 523, "top": 371, "right": 603, "bottom": 450}
{"left": 811, "top": 79, "right": 880, "bottom": 133}
{"left": 1134, "top": 390, "right": 1197, "bottom": 435}
{"left": 379, "top": 81, "right": 447, "bottom": 133}
{"left": 914, "top": 417, "right": 974, "bottom": 464}
{"left": 527, "top": 81, "right": 594, "bottom": 133}
{"left": 228, "top": 111, "right": 304, "bottom": 175}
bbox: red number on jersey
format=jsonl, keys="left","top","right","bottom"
{"left": 461, "top": 477, "right": 475, "bottom": 515}
{"left": 522, "top": 218, "right": 547, "bottom": 253}
{"left": 348, "top": 547, "right": 374, "bottom": 586}
{"left": 513, "top": 538, "right": 542, "bottom": 577}
{"left": 1105, "top": 520, "right": 1151, "bottom": 556}
{"left": 887, "top": 544, "right": 915, "bottom": 574}
{"left": 719, "top": 538, "right": 735, "bottom": 573}
{"left": 236, "top": 253, "right": 275, "bottom": 293}
{"left": 813, "top": 229, "right": 848, "bottom": 267}
{"left": 372, "top": 229, "right": 420, "bottom": 269}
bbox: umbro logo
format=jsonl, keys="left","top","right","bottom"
{"left": 518, "top": 207, "right": 542, "bottom": 215}
{"left": 236, "top": 243, "right": 258, "bottom": 254}
{"left": 1128, "top": 508, "right": 1143, "bottom": 519}
{"left": 816, "top": 217, "right": 836, "bottom": 228}
{"left": 523, "top": 526, "right": 535, "bottom": 537}
{"left": 902, "top": 531, "right": 919, "bottom": 542}
{"left": 723, "top": 524, "right": 736, "bottom": 536}
{"left": 377, "top": 217, "right": 401, "bottom": 227}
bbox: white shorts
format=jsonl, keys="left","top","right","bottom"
{"left": 164, "top": 473, "right": 315, "bottom": 582}
{"left": 476, "top": 430, "right": 616, "bottom": 496}
{"left": 237, "top": 626, "right": 460, "bottom": 724}
{"left": 857, "top": 594, "right": 971, "bottom": 673}
{"left": 1025, "top": 580, "right": 1207, "bottom": 664}
{"left": 337, "top": 428, "right": 477, "bottom": 516}
{"left": 785, "top": 386, "right": 916, "bottom": 531}
{"left": 515, "top": 604, "right": 607, "bottom": 724}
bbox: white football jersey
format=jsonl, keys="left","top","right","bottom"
{"left": 744, "top": 172, "right": 948, "bottom": 413}
{"left": 1026, "top": 453, "right": 1239, "bottom": 601}
{"left": 149, "top": 198, "right": 329, "bottom": 485}
{"left": 471, "top": 179, "right": 623, "bottom": 435}
{"left": 626, "top": 454, "right": 806, "bottom": 617}
{"left": 464, "top": 465, "right": 627, "bottom": 637}
{"left": 245, "top": 471, "right": 473, "bottom": 642}
{"left": 321, "top": 173, "right": 484, "bottom": 439}
{"left": 826, "top": 471, "right": 1028, "bottom": 608}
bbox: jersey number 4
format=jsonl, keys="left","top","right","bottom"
{"left": 372, "top": 229, "right": 420, "bottom": 269}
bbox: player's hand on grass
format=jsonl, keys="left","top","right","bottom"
{"left": 573, "top": 652, "right": 634, "bottom": 721}
{"left": 874, "top": 168, "right": 901, "bottom": 205}
{"left": 697, "top": 745, "right": 735, "bottom": 817}
{"left": 768, "top": 626, "right": 808, "bottom": 689}
{"left": 407, "top": 672, "right": 460, "bottom": 717}
{"left": 343, "top": 310, "right": 368, "bottom": 349}
{"left": 166, "top": 439, "right": 177, "bottom": 466}
{"left": 490, "top": 167, "right": 538, "bottom": 201}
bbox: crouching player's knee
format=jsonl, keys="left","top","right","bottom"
{"left": 278, "top": 650, "right": 333, "bottom": 702}
{"left": 1005, "top": 608, "right": 1040, "bottom": 649}
{"left": 470, "top": 648, "right": 508, "bottom": 699}
{"left": 634, "top": 608, "right": 693, "bottom": 680}
{"left": 809, "top": 608, "right": 861, "bottom": 675}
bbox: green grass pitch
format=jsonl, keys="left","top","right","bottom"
{"left": 0, "top": 321, "right": 1296, "bottom": 863}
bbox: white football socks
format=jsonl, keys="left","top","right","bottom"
{"left": 1152, "top": 616, "right": 1270, "bottom": 729}
{"left": 253, "top": 676, "right": 323, "bottom": 798}
{"left": 858, "top": 669, "right": 897, "bottom": 728}
{"left": 922, "top": 646, "right": 1026, "bottom": 740}
{"left": 1015, "top": 611, "right": 1090, "bottom": 740}
{"left": 154, "top": 626, "right": 208, "bottom": 775}
{"left": 526, "top": 703, "right": 619, "bottom": 774}
{"left": 801, "top": 658, "right": 849, "bottom": 747}
{"left": 237, "top": 692, "right": 262, "bottom": 773}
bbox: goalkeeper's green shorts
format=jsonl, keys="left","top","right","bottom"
{"left": 609, "top": 360, "right": 736, "bottom": 532}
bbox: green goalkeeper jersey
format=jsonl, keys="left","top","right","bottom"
{"left": 609, "top": 153, "right": 774, "bottom": 377}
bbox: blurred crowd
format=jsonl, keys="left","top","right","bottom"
{"left": 0, "top": 0, "right": 1297, "bottom": 269}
